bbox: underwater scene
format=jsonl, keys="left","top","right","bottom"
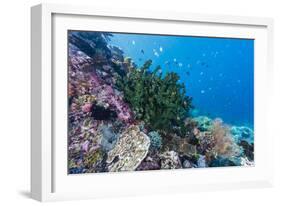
{"left": 68, "top": 31, "right": 254, "bottom": 174}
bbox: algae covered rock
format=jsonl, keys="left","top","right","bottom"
{"left": 238, "top": 140, "right": 254, "bottom": 161}
{"left": 106, "top": 125, "right": 150, "bottom": 172}
{"left": 95, "top": 124, "right": 119, "bottom": 152}
{"left": 136, "top": 152, "right": 161, "bottom": 171}
{"left": 197, "top": 155, "right": 207, "bottom": 168}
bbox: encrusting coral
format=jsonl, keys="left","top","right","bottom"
{"left": 106, "top": 125, "right": 151, "bottom": 172}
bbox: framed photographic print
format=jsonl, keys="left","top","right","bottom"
{"left": 31, "top": 3, "right": 274, "bottom": 201}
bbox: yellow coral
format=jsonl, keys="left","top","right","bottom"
{"left": 77, "top": 94, "right": 96, "bottom": 105}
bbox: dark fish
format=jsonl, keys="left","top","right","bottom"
{"left": 141, "top": 49, "right": 144, "bottom": 54}
{"left": 186, "top": 71, "right": 190, "bottom": 76}
{"left": 138, "top": 58, "right": 142, "bottom": 61}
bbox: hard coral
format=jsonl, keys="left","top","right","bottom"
{"left": 106, "top": 125, "right": 150, "bottom": 172}
{"left": 159, "top": 151, "right": 182, "bottom": 169}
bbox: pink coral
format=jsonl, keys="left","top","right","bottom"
{"left": 82, "top": 140, "right": 90, "bottom": 152}
{"left": 81, "top": 103, "right": 92, "bottom": 113}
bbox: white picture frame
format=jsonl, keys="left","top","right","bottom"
{"left": 31, "top": 3, "right": 274, "bottom": 202}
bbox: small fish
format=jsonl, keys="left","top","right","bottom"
{"left": 173, "top": 58, "right": 177, "bottom": 62}
{"left": 154, "top": 51, "right": 159, "bottom": 57}
{"left": 178, "top": 63, "right": 183, "bottom": 67}
{"left": 141, "top": 49, "right": 144, "bottom": 54}
{"left": 164, "top": 61, "right": 170, "bottom": 65}
{"left": 186, "top": 71, "right": 190, "bottom": 76}
{"left": 159, "top": 46, "right": 163, "bottom": 52}
{"left": 138, "top": 58, "right": 142, "bottom": 61}
{"left": 132, "top": 40, "right": 135, "bottom": 45}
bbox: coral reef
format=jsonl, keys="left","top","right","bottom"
{"left": 67, "top": 31, "right": 254, "bottom": 174}
{"left": 106, "top": 125, "right": 151, "bottom": 172}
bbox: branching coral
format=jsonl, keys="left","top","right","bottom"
{"left": 117, "top": 60, "right": 192, "bottom": 134}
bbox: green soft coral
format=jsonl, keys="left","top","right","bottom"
{"left": 117, "top": 60, "right": 192, "bottom": 134}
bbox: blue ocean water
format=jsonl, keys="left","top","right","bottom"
{"left": 109, "top": 33, "right": 254, "bottom": 128}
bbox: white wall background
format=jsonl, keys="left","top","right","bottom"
{"left": 0, "top": 0, "right": 280, "bottom": 205}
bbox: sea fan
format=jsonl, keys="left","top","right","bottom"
{"left": 210, "top": 119, "right": 241, "bottom": 158}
